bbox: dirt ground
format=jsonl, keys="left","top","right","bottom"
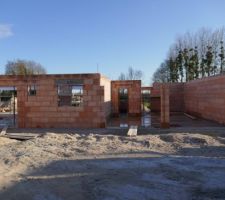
{"left": 1, "top": 130, "right": 225, "bottom": 200}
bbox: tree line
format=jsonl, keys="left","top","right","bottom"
{"left": 5, "top": 59, "right": 46, "bottom": 75}
{"left": 153, "top": 27, "right": 225, "bottom": 83}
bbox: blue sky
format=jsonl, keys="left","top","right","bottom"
{"left": 0, "top": 0, "right": 225, "bottom": 84}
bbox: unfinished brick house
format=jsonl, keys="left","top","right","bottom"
{"left": 0, "top": 74, "right": 141, "bottom": 128}
{"left": 0, "top": 73, "right": 224, "bottom": 129}
{"left": 150, "top": 74, "right": 225, "bottom": 127}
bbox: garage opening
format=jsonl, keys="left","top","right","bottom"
{"left": 0, "top": 86, "right": 17, "bottom": 127}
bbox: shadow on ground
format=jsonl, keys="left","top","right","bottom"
{"left": 1, "top": 154, "right": 225, "bottom": 200}
{"left": 7, "top": 126, "right": 225, "bottom": 137}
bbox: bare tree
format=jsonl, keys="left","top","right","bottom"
{"left": 118, "top": 72, "right": 126, "bottom": 80}
{"left": 152, "top": 62, "right": 170, "bottom": 83}
{"left": 118, "top": 67, "right": 143, "bottom": 80}
{"left": 5, "top": 59, "right": 46, "bottom": 75}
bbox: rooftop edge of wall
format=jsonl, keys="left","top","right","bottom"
{"left": 184, "top": 73, "right": 225, "bottom": 84}
{"left": 111, "top": 80, "right": 141, "bottom": 83}
{"left": 0, "top": 73, "right": 102, "bottom": 79}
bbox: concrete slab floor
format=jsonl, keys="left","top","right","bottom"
{"left": 107, "top": 113, "right": 156, "bottom": 128}
{"left": 170, "top": 113, "right": 224, "bottom": 128}
{"left": 107, "top": 112, "right": 224, "bottom": 128}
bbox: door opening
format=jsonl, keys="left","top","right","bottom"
{"left": 119, "top": 88, "right": 128, "bottom": 114}
{"left": 141, "top": 89, "right": 151, "bottom": 113}
{"left": 0, "top": 86, "right": 17, "bottom": 127}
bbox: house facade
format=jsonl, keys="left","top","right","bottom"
{"left": 1, "top": 73, "right": 224, "bottom": 128}
{"left": 0, "top": 74, "right": 141, "bottom": 128}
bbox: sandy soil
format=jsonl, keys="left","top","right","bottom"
{"left": 1, "top": 131, "right": 225, "bottom": 200}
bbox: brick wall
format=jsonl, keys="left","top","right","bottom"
{"left": 111, "top": 80, "right": 141, "bottom": 116}
{"left": 0, "top": 74, "right": 107, "bottom": 128}
{"left": 151, "top": 83, "right": 161, "bottom": 97}
{"left": 151, "top": 83, "right": 184, "bottom": 112}
{"left": 169, "top": 83, "right": 184, "bottom": 112}
{"left": 150, "top": 83, "right": 161, "bottom": 112}
{"left": 160, "top": 84, "right": 170, "bottom": 128}
{"left": 151, "top": 75, "right": 225, "bottom": 125}
{"left": 184, "top": 75, "right": 225, "bottom": 124}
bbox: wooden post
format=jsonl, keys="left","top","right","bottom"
{"left": 160, "top": 84, "right": 170, "bottom": 128}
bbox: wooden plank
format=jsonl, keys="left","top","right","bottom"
{"left": 127, "top": 125, "right": 138, "bottom": 137}
{"left": 7, "top": 133, "right": 40, "bottom": 137}
{"left": 3, "top": 134, "right": 38, "bottom": 140}
{"left": 1, "top": 132, "right": 41, "bottom": 140}
{"left": 184, "top": 113, "right": 197, "bottom": 120}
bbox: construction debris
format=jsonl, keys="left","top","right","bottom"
{"left": 0, "top": 125, "right": 8, "bottom": 135}
{"left": 127, "top": 125, "right": 138, "bottom": 136}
